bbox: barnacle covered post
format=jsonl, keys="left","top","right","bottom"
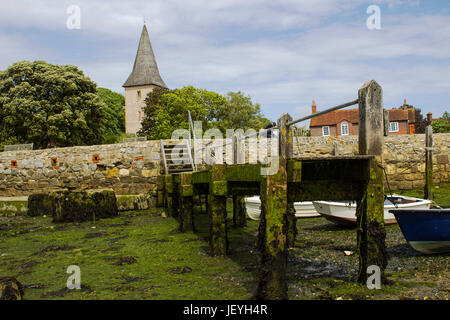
{"left": 208, "top": 164, "right": 228, "bottom": 256}
{"left": 356, "top": 80, "right": 388, "bottom": 284}
{"left": 256, "top": 113, "right": 292, "bottom": 300}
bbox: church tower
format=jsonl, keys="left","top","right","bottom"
{"left": 123, "top": 25, "right": 167, "bottom": 134}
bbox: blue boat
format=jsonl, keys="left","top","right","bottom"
{"left": 389, "top": 209, "right": 450, "bottom": 254}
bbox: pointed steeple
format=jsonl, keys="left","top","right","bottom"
{"left": 123, "top": 25, "right": 167, "bottom": 88}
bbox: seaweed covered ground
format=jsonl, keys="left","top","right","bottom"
{"left": 0, "top": 183, "right": 448, "bottom": 300}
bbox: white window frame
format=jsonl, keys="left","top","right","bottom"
{"left": 341, "top": 122, "right": 349, "bottom": 136}
{"left": 322, "top": 126, "right": 330, "bottom": 136}
{"left": 389, "top": 122, "right": 399, "bottom": 133}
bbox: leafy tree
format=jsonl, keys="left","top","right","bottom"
{"left": 139, "top": 86, "right": 271, "bottom": 139}
{"left": 97, "top": 88, "right": 125, "bottom": 144}
{"left": 139, "top": 86, "right": 227, "bottom": 139}
{"left": 211, "top": 91, "right": 271, "bottom": 132}
{"left": 431, "top": 111, "right": 450, "bottom": 133}
{"left": 0, "top": 60, "right": 107, "bottom": 149}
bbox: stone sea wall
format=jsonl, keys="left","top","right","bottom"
{"left": 0, "top": 133, "right": 448, "bottom": 197}
{"left": 0, "top": 141, "right": 162, "bottom": 197}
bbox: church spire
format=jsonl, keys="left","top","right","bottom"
{"left": 123, "top": 24, "right": 167, "bottom": 88}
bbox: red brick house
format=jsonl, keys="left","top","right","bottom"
{"left": 309, "top": 100, "right": 416, "bottom": 136}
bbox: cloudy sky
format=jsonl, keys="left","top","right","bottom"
{"left": 1, "top": 0, "right": 449, "bottom": 122}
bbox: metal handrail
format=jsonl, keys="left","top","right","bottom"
{"left": 187, "top": 98, "right": 359, "bottom": 165}
{"left": 187, "top": 110, "right": 197, "bottom": 171}
{"left": 287, "top": 99, "right": 358, "bottom": 126}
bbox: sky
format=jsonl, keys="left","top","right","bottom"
{"left": 0, "top": 0, "right": 449, "bottom": 123}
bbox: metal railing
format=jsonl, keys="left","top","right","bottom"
{"left": 190, "top": 98, "right": 359, "bottom": 166}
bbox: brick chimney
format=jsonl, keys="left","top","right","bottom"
{"left": 312, "top": 100, "right": 317, "bottom": 114}
{"left": 403, "top": 99, "right": 407, "bottom": 110}
{"left": 427, "top": 112, "right": 432, "bottom": 123}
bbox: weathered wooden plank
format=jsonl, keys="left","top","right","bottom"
{"left": 226, "top": 164, "right": 262, "bottom": 182}
{"left": 288, "top": 180, "right": 364, "bottom": 202}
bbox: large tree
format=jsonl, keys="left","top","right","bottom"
{"left": 139, "top": 86, "right": 270, "bottom": 139}
{"left": 211, "top": 91, "right": 271, "bottom": 132}
{"left": 97, "top": 87, "right": 125, "bottom": 144}
{"left": 0, "top": 60, "right": 107, "bottom": 149}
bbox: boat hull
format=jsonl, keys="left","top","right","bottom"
{"left": 244, "top": 196, "right": 320, "bottom": 220}
{"left": 390, "top": 209, "right": 450, "bottom": 254}
{"left": 313, "top": 196, "right": 432, "bottom": 226}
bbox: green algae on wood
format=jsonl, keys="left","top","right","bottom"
{"left": 232, "top": 195, "right": 247, "bottom": 228}
{"left": 256, "top": 159, "right": 289, "bottom": 300}
{"left": 179, "top": 173, "right": 195, "bottom": 233}
{"left": 208, "top": 165, "right": 228, "bottom": 256}
{"left": 356, "top": 159, "right": 387, "bottom": 284}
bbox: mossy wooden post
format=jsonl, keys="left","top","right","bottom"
{"left": 233, "top": 196, "right": 247, "bottom": 227}
{"left": 179, "top": 172, "right": 195, "bottom": 232}
{"left": 256, "top": 113, "right": 291, "bottom": 300}
{"left": 424, "top": 125, "right": 433, "bottom": 200}
{"left": 232, "top": 134, "right": 247, "bottom": 227}
{"left": 156, "top": 175, "right": 165, "bottom": 207}
{"left": 357, "top": 80, "right": 388, "bottom": 284}
{"left": 164, "top": 175, "right": 179, "bottom": 218}
{"left": 209, "top": 164, "right": 228, "bottom": 256}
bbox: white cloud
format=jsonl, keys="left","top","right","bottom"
{"left": 0, "top": 0, "right": 449, "bottom": 120}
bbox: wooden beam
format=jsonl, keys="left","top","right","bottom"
{"left": 424, "top": 125, "right": 433, "bottom": 200}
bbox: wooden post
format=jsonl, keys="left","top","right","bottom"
{"left": 163, "top": 175, "right": 173, "bottom": 216}
{"left": 209, "top": 164, "right": 228, "bottom": 256}
{"left": 424, "top": 125, "right": 433, "bottom": 200}
{"left": 232, "top": 134, "right": 247, "bottom": 228}
{"left": 383, "top": 109, "right": 389, "bottom": 137}
{"left": 359, "top": 80, "right": 384, "bottom": 160}
{"left": 256, "top": 113, "right": 291, "bottom": 300}
{"left": 233, "top": 196, "right": 247, "bottom": 227}
{"left": 179, "top": 172, "right": 195, "bottom": 232}
{"left": 357, "top": 80, "right": 387, "bottom": 284}
{"left": 286, "top": 202, "right": 297, "bottom": 248}
{"left": 156, "top": 175, "right": 165, "bottom": 207}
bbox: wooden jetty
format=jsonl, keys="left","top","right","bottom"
{"left": 157, "top": 80, "right": 388, "bottom": 300}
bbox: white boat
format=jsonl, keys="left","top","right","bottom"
{"left": 245, "top": 196, "right": 320, "bottom": 220}
{"left": 313, "top": 195, "right": 432, "bottom": 226}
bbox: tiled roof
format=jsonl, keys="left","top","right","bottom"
{"left": 310, "top": 108, "right": 412, "bottom": 127}
{"left": 123, "top": 25, "right": 167, "bottom": 88}
{"left": 310, "top": 109, "right": 359, "bottom": 127}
